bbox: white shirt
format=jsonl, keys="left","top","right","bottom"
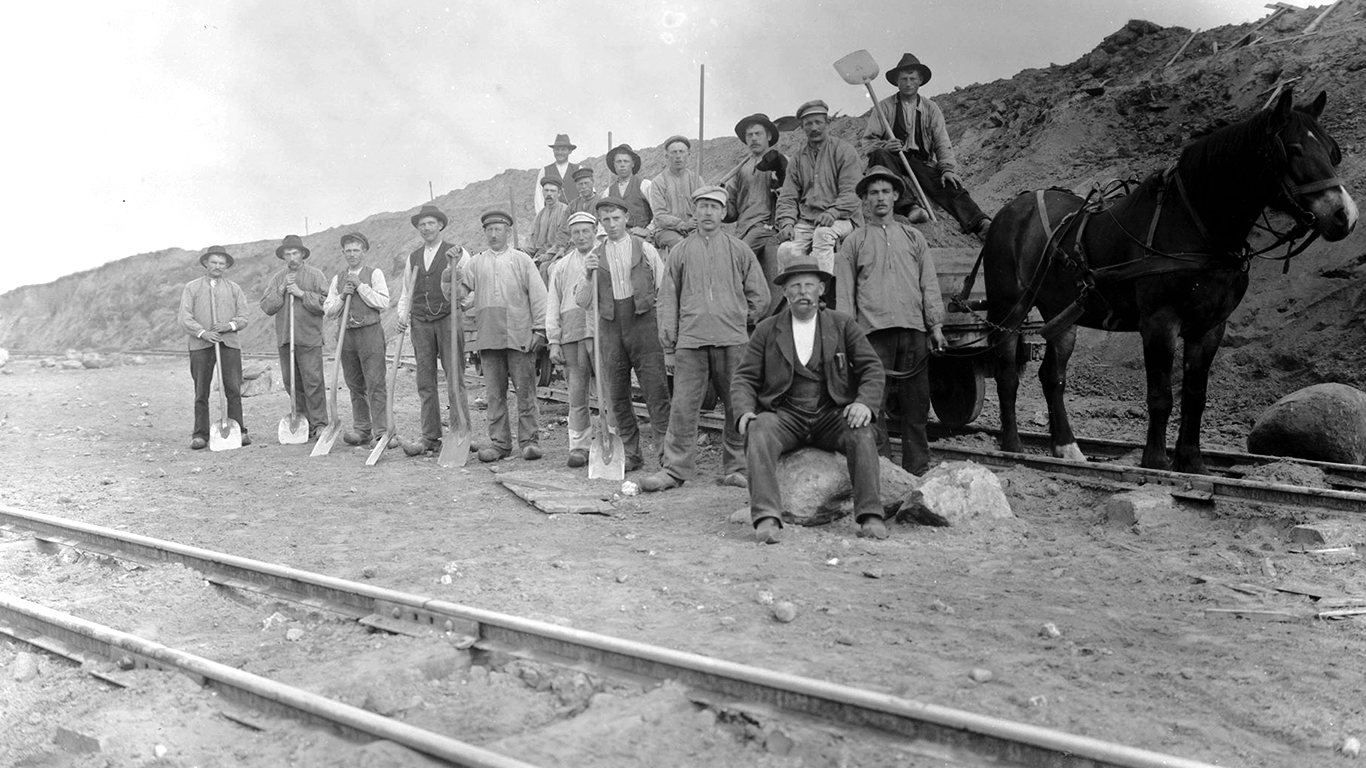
{"left": 792, "top": 313, "right": 816, "bottom": 366}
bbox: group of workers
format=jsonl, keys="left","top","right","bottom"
{"left": 177, "top": 52, "right": 981, "bottom": 543}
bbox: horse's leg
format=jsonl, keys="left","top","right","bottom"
{"left": 1172, "top": 323, "right": 1223, "bottom": 475}
{"left": 1040, "top": 326, "right": 1085, "bottom": 461}
{"left": 1139, "top": 315, "right": 1178, "bottom": 471}
{"left": 995, "top": 332, "right": 1024, "bottom": 454}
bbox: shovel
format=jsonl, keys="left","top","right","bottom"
{"left": 437, "top": 272, "right": 472, "bottom": 468}
{"left": 207, "top": 293, "right": 241, "bottom": 452}
{"left": 833, "top": 49, "right": 938, "bottom": 223}
{"left": 587, "top": 279, "right": 624, "bottom": 480}
{"left": 277, "top": 296, "right": 309, "bottom": 444}
{"left": 310, "top": 296, "right": 350, "bottom": 457}
{"left": 365, "top": 327, "right": 405, "bottom": 466}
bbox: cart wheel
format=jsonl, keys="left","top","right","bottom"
{"left": 929, "top": 357, "right": 985, "bottom": 427}
{"left": 536, "top": 348, "right": 553, "bottom": 387}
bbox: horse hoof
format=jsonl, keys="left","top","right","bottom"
{"left": 1053, "top": 442, "right": 1086, "bottom": 462}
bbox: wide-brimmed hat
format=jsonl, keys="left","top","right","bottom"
{"left": 594, "top": 197, "right": 630, "bottom": 214}
{"left": 607, "top": 143, "right": 642, "bottom": 175}
{"left": 734, "top": 113, "right": 779, "bottom": 146}
{"left": 410, "top": 204, "right": 448, "bottom": 229}
{"left": 662, "top": 134, "right": 691, "bottom": 151}
{"left": 773, "top": 250, "right": 833, "bottom": 286}
{"left": 275, "top": 234, "right": 310, "bottom": 260}
{"left": 572, "top": 167, "right": 595, "bottom": 183}
{"left": 549, "top": 133, "right": 577, "bottom": 150}
{"left": 795, "top": 100, "right": 830, "bottom": 121}
{"left": 539, "top": 176, "right": 563, "bottom": 190}
{"left": 340, "top": 232, "right": 369, "bottom": 250}
{"left": 199, "top": 245, "right": 233, "bottom": 268}
{"left": 566, "top": 211, "right": 598, "bottom": 229}
{"left": 691, "top": 185, "right": 728, "bottom": 206}
{"left": 886, "top": 52, "right": 932, "bottom": 86}
{"left": 856, "top": 165, "right": 906, "bottom": 197}
{"left": 481, "top": 209, "right": 514, "bottom": 228}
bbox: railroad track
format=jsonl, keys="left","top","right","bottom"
{"left": 0, "top": 503, "right": 1217, "bottom": 768}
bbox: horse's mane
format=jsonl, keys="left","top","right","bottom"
{"left": 1178, "top": 108, "right": 1274, "bottom": 184}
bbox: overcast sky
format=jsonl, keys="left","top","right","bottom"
{"left": 4, "top": 0, "right": 1277, "bottom": 294}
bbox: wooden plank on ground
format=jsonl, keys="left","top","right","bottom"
{"left": 497, "top": 471, "right": 618, "bottom": 516}
{"left": 1205, "top": 607, "right": 1306, "bottom": 622}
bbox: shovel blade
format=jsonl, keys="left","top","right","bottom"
{"left": 210, "top": 419, "right": 242, "bottom": 452}
{"left": 437, "top": 426, "right": 472, "bottom": 468}
{"left": 365, "top": 428, "right": 396, "bottom": 466}
{"left": 278, "top": 414, "right": 309, "bottom": 445}
{"left": 834, "top": 49, "right": 880, "bottom": 85}
{"left": 310, "top": 423, "right": 342, "bottom": 457}
{"left": 588, "top": 434, "right": 626, "bottom": 480}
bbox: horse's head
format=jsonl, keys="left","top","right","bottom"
{"left": 1267, "top": 89, "right": 1358, "bottom": 242}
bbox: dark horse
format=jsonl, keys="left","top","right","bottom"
{"left": 984, "top": 89, "right": 1357, "bottom": 474}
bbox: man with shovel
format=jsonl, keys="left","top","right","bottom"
{"left": 455, "top": 209, "right": 548, "bottom": 462}
{"left": 397, "top": 204, "right": 468, "bottom": 457}
{"left": 775, "top": 100, "right": 863, "bottom": 282}
{"left": 260, "top": 234, "right": 329, "bottom": 439}
{"left": 859, "top": 53, "right": 991, "bottom": 240}
{"left": 323, "top": 232, "right": 395, "bottom": 450}
{"left": 547, "top": 211, "right": 599, "bottom": 468}
{"left": 179, "top": 246, "right": 250, "bottom": 449}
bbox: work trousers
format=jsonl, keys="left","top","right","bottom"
{"left": 867, "top": 327, "right": 931, "bottom": 474}
{"left": 600, "top": 300, "right": 671, "bottom": 466}
{"left": 660, "top": 344, "right": 745, "bottom": 481}
{"left": 562, "top": 339, "right": 594, "bottom": 451}
{"left": 340, "top": 322, "right": 388, "bottom": 435}
{"left": 867, "top": 149, "right": 989, "bottom": 234}
{"left": 745, "top": 405, "right": 882, "bottom": 526}
{"left": 481, "top": 348, "right": 539, "bottom": 454}
{"left": 190, "top": 345, "right": 245, "bottom": 439}
{"left": 276, "top": 343, "right": 327, "bottom": 430}
{"left": 409, "top": 315, "right": 456, "bottom": 443}
{"left": 743, "top": 226, "right": 783, "bottom": 318}
{"left": 777, "top": 218, "right": 855, "bottom": 274}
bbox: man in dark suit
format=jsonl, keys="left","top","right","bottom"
{"left": 732, "top": 251, "right": 887, "bottom": 544}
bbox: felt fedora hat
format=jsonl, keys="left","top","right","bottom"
{"left": 275, "top": 234, "right": 310, "bottom": 260}
{"left": 794, "top": 100, "right": 830, "bottom": 121}
{"left": 549, "top": 133, "right": 577, "bottom": 150}
{"left": 856, "top": 165, "right": 906, "bottom": 197}
{"left": 607, "top": 143, "right": 642, "bottom": 175}
{"left": 480, "top": 209, "right": 514, "bottom": 228}
{"left": 340, "top": 232, "right": 370, "bottom": 250}
{"left": 594, "top": 196, "right": 630, "bottom": 214}
{"left": 410, "top": 204, "right": 448, "bottom": 229}
{"left": 885, "top": 52, "right": 932, "bottom": 86}
{"left": 199, "top": 245, "right": 233, "bottom": 268}
{"left": 772, "top": 248, "right": 833, "bottom": 286}
{"left": 734, "top": 113, "right": 779, "bottom": 146}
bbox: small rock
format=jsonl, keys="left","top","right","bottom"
{"left": 99, "top": 477, "right": 115, "bottom": 485}
{"left": 719, "top": 616, "right": 736, "bottom": 627}
{"left": 155, "top": 468, "right": 166, "bottom": 478}
{"left": 360, "top": 566, "right": 377, "bottom": 579}
{"left": 772, "top": 601, "right": 797, "bottom": 623}
{"left": 1039, "top": 622, "right": 1062, "bottom": 638}
{"left": 153, "top": 744, "right": 168, "bottom": 759}
{"left": 615, "top": 573, "right": 629, "bottom": 583}
{"left": 620, "top": 480, "right": 639, "bottom": 497}
{"left": 285, "top": 628, "right": 305, "bottom": 642}
{"left": 765, "top": 730, "right": 795, "bottom": 756}
{"left": 757, "top": 590, "right": 774, "bottom": 605}
{"left": 1028, "top": 695, "right": 1047, "bottom": 708}
{"left": 284, "top": 470, "right": 295, "bottom": 477}
{"left": 53, "top": 727, "right": 100, "bottom": 754}
{"left": 728, "top": 507, "right": 750, "bottom": 524}
{"left": 930, "top": 599, "right": 955, "bottom": 614}
{"left": 1260, "top": 558, "right": 1277, "bottom": 578}
{"left": 1340, "top": 736, "right": 1360, "bottom": 758}
{"left": 11, "top": 652, "right": 39, "bottom": 682}
{"left": 1102, "top": 489, "right": 1182, "bottom": 529}
{"left": 825, "top": 558, "right": 839, "bottom": 566}
{"left": 862, "top": 568, "right": 883, "bottom": 579}
{"left": 969, "top": 668, "right": 993, "bottom": 683}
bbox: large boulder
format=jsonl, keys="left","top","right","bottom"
{"left": 241, "top": 363, "right": 276, "bottom": 398}
{"left": 775, "top": 448, "right": 918, "bottom": 527}
{"left": 896, "top": 461, "right": 1013, "bottom": 527}
{"left": 1247, "top": 383, "right": 1366, "bottom": 465}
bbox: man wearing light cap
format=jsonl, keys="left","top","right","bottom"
{"left": 547, "top": 211, "right": 599, "bottom": 467}
{"left": 733, "top": 248, "right": 888, "bottom": 543}
{"left": 528, "top": 177, "right": 570, "bottom": 282}
{"left": 534, "top": 133, "right": 580, "bottom": 214}
{"left": 397, "top": 203, "right": 469, "bottom": 456}
{"left": 576, "top": 197, "right": 672, "bottom": 472}
{"left": 648, "top": 135, "right": 705, "bottom": 254}
{"left": 836, "top": 166, "right": 945, "bottom": 475}
{"left": 180, "top": 246, "right": 251, "bottom": 449}
{"left": 860, "top": 53, "right": 991, "bottom": 240}
{"left": 775, "top": 99, "right": 863, "bottom": 285}
{"left": 604, "top": 143, "right": 654, "bottom": 238}
{"left": 323, "top": 232, "right": 395, "bottom": 449}
{"left": 725, "top": 113, "right": 789, "bottom": 317}
{"left": 455, "top": 209, "right": 549, "bottom": 462}
{"left": 260, "top": 233, "right": 329, "bottom": 438}
{"left": 642, "top": 185, "right": 768, "bottom": 493}
{"left": 564, "top": 166, "right": 601, "bottom": 221}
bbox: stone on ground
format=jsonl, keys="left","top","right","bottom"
{"left": 241, "top": 363, "right": 276, "bottom": 398}
{"left": 896, "top": 461, "right": 1013, "bottom": 527}
{"left": 0, "top": 348, "right": 8, "bottom": 368}
{"left": 1247, "top": 383, "right": 1366, "bottom": 465}
{"left": 773, "top": 448, "right": 918, "bottom": 526}
{"left": 1100, "top": 489, "right": 1184, "bottom": 530}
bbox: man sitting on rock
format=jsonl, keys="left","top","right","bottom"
{"left": 732, "top": 250, "right": 887, "bottom": 544}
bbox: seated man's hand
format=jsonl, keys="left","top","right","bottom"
{"left": 844, "top": 402, "right": 873, "bottom": 430}
{"left": 816, "top": 211, "right": 837, "bottom": 228}
{"left": 777, "top": 224, "right": 794, "bottom": 242}
{"left": 941, "top": 170, "right": 963, "bottom": 190}
{"left": 628, "top": 226, "right": 651, "bottom": 238}
{"left": 880, "top": 139, "right": 904, "bottom": 153}
{"left": 549, "top": 343, "right": 565, "bottom": 366}
{"left": 738, "top": 412, "right": 758, "bottom": 436}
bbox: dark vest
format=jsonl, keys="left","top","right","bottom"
{"left": 334, "top": 266, "right": 380, "bottom": 327}
{"left": 407, "top": 242, "right": 458, "bottom": 322}
{"left": 891, "top": 98, "right": 929, "bottom": 161}
{"left": 785, "top": 321, "right": 835, "bottom": 413}
{"left": 544, "top": 162, "right": 580, "bottom": 206}
{"left": 610, "top": 175, "right": 654, "bottom": 229}
{"left": 592, "top": 236, "right": 657, "bottom": 321}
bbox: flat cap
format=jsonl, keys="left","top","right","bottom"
{"left": 594, "top": 197, "right": 630, "bottom": 214}
{"left": 566, "top": 211, "right": 598, "bottom": 229}
{"left": 539, "top": 176, "right": 563, "bottom": 189}
{"left": 480, "top": 209, "right": 514, "bottom": 228}
{"left": 795, "top": 99, "right": 830, "bottom": 121}
{"left": 663, "top": 134, "right": 691, "bottom": 150}
{"left": 572, "top": 167, "right": 596, "bottom": 182}
{"left": 339, "top": 232, "right": 370, "bottom": 250}
{"left": 691, "top": 185, "right": 728, "bottom": 206}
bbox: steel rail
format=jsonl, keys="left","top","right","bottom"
{"left": 0, "top": 503, "right": 1219, "bottom": 768}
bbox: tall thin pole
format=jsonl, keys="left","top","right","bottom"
{"left": 429, "top": 181, "right": 434, "bottom": 201}
{"left": 697, "top": 64, "right": 705, "bottom": 176}
{"left": 607, "top": 131, "right": 612, "bottom": 153}
{"left": 304, "top": 216, "right": 309, "bottom": 235}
